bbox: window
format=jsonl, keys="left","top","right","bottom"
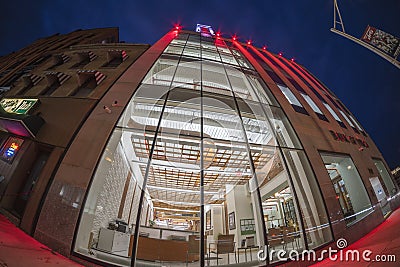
{"left": 103, "top": 50, "right": 128, "bottom": 68}
{"left": 42, "top": 72, "right": 70, "bottom": 96}
{"left": 373, "top": 159, "right": 397, "bottom": 197}
{"left": 48, "top": 54, "right": 70, "bottom": 69}
{"left": 70, "top": 51, "right": 97, "bottom": 68}
{"left": 282, "top": 149, "right": 332, "bottom": 248}
{"left": 277, "top": 85, "right": 308, "bottom": 115}
{"left": 277, "top": 85, "right": 302, "bottom": 106}
{"left": 300, "top": 93, "right": 328, "bottom": 121}
{"left": 73, "top": 70, "right": 105, "bottom": 97}
{"left": 323, "top": 103, "right": 346, "bottom": 128}
{"left": 321, "top": 153, "right": 372, "bottom": 225}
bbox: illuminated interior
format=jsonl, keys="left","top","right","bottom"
{"left": 74, "top": 31, "right": 332, "bottom": 266}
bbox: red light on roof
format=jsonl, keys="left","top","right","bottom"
{"left": 173, "top": 24, "right": 182, "bottom": 31}
{"left": 291, "top": 58, "right": 295, "bottom": 62}
{"left": 216, "top": 32, "right": 221, "bottom": 37}
{"left": 278, "top": 52, "right": 283, "bottom": 57}
{"left": 262, "top": 46, "right": 267, "bottom": 50}
{"left": 247, "top": 40, "right": 252, "bottom": 45}
{"left": 232, "top": 35, "right": 237, "bottom": 41}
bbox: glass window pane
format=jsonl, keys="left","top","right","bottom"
{"left": 163, "top": 44, "right": 184, "bottom": 55}
{"left": 349, "top": 114, "right": 363, "bottom": 131}
{"left": 339, "top": 110, "right": 355, "bottom": 128}
{"left": 238, "top": 100, "right": 276, "bottom": 146}
{"left": 202, "top": 60, "right": 231, "bottom": 96}
{"left": 256, "top": 149, "right": 306, "bottom": 262}
{"left": 202, "top": 48, "right": 221, "bottom": 61}
{"left": 182, "top": 46, "right": 201, "bottom": 58}
{"left": 204, "top": 139, "right": 265, "bottom": 265}
{"left": 374, "top": 159, "right": 397, "bottom": 196}
{"left": 202, "top": 95, "right": 246, "bottom": 142}
{"left": 171, "top": 57, "right": 201, "bottom": 90}
{"left": 323, "top": 103, "right": 341, "bottom": 122}
{"left": 142, "top": 55, "right": 179, "bottom": 86}
{"left": 117, "top": 84, "right": 168, "bottom": 129}
{"left": 246, "top": 74, "right": 278, "bottom": 106}
{"left": 321, "top": 153, "right": 372, "bottom": 226}
{"left": 277, "top": 85, "right": 302, "bottom": 107}
{"left": 135, "top": 87, "right": 202, "bottom": 265}
{"left": 283, "top": 149, "right": 332, "bottom": 249}
{"left": 269, "top": 107, "right": 302, "bottom": 149}
{"left": 300, "top": 93, "right": 323, "bottom": 114}
{"left": 74, "top": 128, "right": 151, "bottom": 260}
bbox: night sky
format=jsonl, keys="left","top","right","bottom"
{"left": 1, "top": 0, "right": 399, "bottom": 168}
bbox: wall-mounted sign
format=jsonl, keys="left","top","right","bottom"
{"left": 329, "top": 130, "right": 369, "bottom": 148}
{"left": 195, "top": 24, "right": 215, "bottom": 37}
{"left": 0, "top": 98, "right": 39, "bottom": 115}
{"left": 361, "top": 25, "right": 400, "bottom": 58}
{"left": 0, "top": 136, "right": 24, "bottom": 163}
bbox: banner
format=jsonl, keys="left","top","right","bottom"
{"left": 361, "top": 25, "right": 400, "bottom": 57}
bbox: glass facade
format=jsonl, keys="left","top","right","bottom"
{"left": 321, "top": 153, "right": 373, "bottom": 225}
{"left": 73, "top": 32, "right": 336, "bottom": 266}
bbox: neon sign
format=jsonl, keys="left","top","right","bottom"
{"left": 195, "top": 24, "right": 215, "bottom": 37}
{"left": 1, "top": 137, "right": 24, "bottom": 163}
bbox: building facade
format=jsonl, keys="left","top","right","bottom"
{"left": 0, "top": 26, "right": 398, "bottom": 267}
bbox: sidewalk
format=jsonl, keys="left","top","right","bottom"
{"left": 0, "top": 214, "right": 82, "bottom": 267}
{"left": 1, "top": 208, "right": 399, "bottom": 266}
{"left": 312, "top": 208, "right": 400, "bottom": 267}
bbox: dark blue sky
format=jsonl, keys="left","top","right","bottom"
{"left": 1, "top": 0, "right": 399, "bottom": 168}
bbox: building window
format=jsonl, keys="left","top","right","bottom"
{"left": 282, "top": 149, "right": 332, "bottom": 249}
{"left": 320, "top": 153, "right": 372, "bottom": 225}
{"left": 323, "top": 103, "right": 346, "bottom": 128}
{"left": 373, "top": 159, "right": 397, "bottom": 197}
{"left": 70, "top": 51, "right": 97, "bottom": 68}
{"left": 48, "top": 54, "right": 70, "bottom": 69}
{"left": 102, "top": 50, "right": 128, "bottom": 68}
{"left": 73, "top": 70, "right": 105, "bottom": 97}
{"left": 18, "top": 74, "right": 43, "bottom": 95}
{"left": 300, "top": 93, "right": 328, "bottom": 121}
{"left": 42, "top": 72, "right": 71, "bottom": 95}
{"left": 277, "top": 84, "right": 308, "bottom": 115}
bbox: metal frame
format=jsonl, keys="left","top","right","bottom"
{"left": 331, "top": 0, "right": 400, "bottom": 69}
